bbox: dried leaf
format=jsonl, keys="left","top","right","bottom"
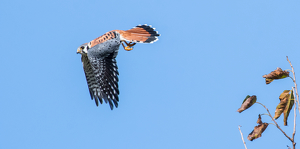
{"left": 279, "top": 90, "right": 291, "bottom": 100}
{"left": 237, "top": 95, "right": 257, "bottom": 113}
{"left": 274, "top": 90, "right": 290, "bottom": 119}
{"left": 257, "top": 114, "right": 262, "bottom": 124}
{"left": 262, "top": 68, "right": 289, "bottom": 84}
{"left": 265, "top": 78, "right": 274, "bottom": 84}
{"left": 284, "top": 90, "right": 294, "bottom": 126}
{"left": 247, "top": 123, "right": 269, "bottom": 141}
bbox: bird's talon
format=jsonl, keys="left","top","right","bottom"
{"left": 122, "top": 41, "right": 136, "bottom": 51}
{"left": 125, "top": 46, "right": 133, "bottom": 51}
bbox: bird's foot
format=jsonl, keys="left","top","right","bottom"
{"left": 122, "top": 41, "right": 136, "bottom": 51}
{"left": 124, "top": 46, "right": 133, "bottom": 51}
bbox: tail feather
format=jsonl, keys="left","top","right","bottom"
{"left": 120, "top": 24, "right": 160, "bottom": 43}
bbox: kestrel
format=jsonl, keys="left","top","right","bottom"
{"left": 77, "top": 24, "right": 160, "bottom": 110}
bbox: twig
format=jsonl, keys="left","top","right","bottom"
{"left": 287, "top": 56, "right": 298, "bottom": 149}
{"left": 256, "top": 102, "right": 294, "bottom": 142}
{"left": 238, "top": 125, "right": 248, "bottom": 149}
{"left": 292, "top": 87, "right": 297, "bottom": 149}
{"left": 268, "top": 123, "right": 277, "bottom": 127}
{"left": 261, "top": 113, "right": 271, "bottom": 117}
{"left": 287, "top": 56, "right": 300, "bottom": 115}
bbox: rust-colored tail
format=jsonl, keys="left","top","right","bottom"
{"left": 120, "top": 24, "right": 160, "bottom": 43}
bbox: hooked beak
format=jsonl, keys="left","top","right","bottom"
{"left": 76, "top": 49, "right": 81, "bottom": 54}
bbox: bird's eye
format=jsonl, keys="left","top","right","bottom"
{"left": 80, "top": 46, "right": 85, "bottom": 50}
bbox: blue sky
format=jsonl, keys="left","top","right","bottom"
{"left": 1, "top": 0, "right": 300, "bottom": 148}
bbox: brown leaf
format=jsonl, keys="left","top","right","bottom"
{"left": 279, "top": 90, "right": 290, "bottom": 100}
{"left": 262, "top": 68, "right": 289, "bottom": 84}
{"left": 265, "top": 78, "right": 274, "bottom": 84}
{"left": 247, "top": 123, "right": 269, "bottom": 141}
{"left": 257, "top": 114, "right": 262, "bottom": 124}
{"left": 237, "top": 95, "right": 257, "bottom": 113}
{"left": 284, "top": 90, "right": 294, "bottom": 126}
{"left": 274, "top": 90, "right": 290, "bottom": 119}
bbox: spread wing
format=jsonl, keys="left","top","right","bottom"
{"left": 81, "top": 53, "right": 119, "bottom": 110}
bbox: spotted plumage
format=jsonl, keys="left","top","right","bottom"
{"left": 77, "top": 24, "right": 160, "bottom": 110}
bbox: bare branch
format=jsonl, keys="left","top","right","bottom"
{"left": 292, "top": 87, "right": 297, "bottom": 149}
{"left": 287, "top": 56, "right": 298, "bottom": 149}
{"left": 287, "top": 56, "right": 300, "bottom": 115}
{"left": 238, "top": 125, "right": 248, "bottom": 149}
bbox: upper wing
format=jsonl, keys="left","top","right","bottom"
{"left": 81, "top": 53, "right": 119, "bottom": 110}
{"left": 88, "top": 31, "right": 118, "bottom": 48}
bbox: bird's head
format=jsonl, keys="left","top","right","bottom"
{"left": 77, "top": 43, "right": 89, "bottom": 55}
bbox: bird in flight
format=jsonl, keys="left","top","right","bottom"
{"left": 77, "top": 24, "right": 160, "bottom": 110}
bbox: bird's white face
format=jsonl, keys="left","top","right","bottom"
{"left": 77, "top": 44, "right": 88, "bottom": 55}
